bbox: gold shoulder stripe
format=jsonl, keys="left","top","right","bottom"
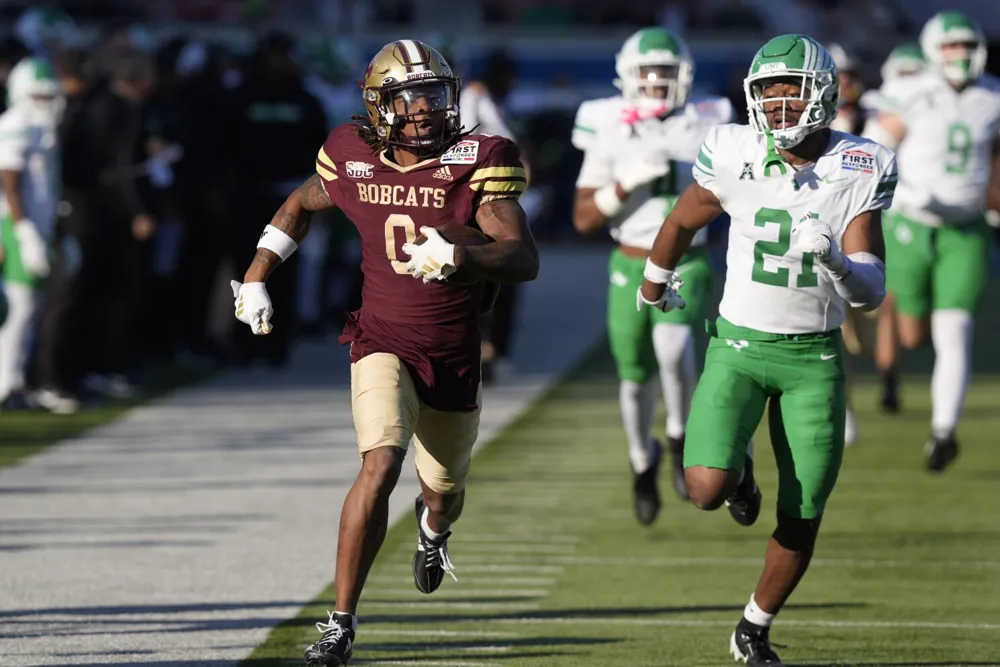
{"left": 317, "top": 146, "right": 337, "bottom": 171}
{"left": 481, "top": 192, "right": 521, "bottom": 204}
{"left": 470, "top": 166, "right": 526, "bottom": 181}
{"left": 316, "top": 161, "right": 337, "bottom": 181}
{"left": 470, "top": 180, "right": 526, "bottom": 193}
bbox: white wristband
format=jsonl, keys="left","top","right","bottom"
{"left": 593, "top": 184, "right": 623, "bottom": 218}
{"left": 643, "top": 258, "right": 674, "bottom": 284}
{"left": 257, "top": 224, "right": 299, "bottom": 262}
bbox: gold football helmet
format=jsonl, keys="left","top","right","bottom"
{"left": 362, "top": 40, "right": 461, "bottom": 155}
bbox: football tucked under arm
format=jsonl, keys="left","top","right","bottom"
{"left": 462, "top": 198, "right": 540, "bottom": 284}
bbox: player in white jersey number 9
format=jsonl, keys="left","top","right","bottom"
{"left": 639, "top": 34, "right": 894, "bottom": 666}
{"left": 861, "top": 10, "right": 1000, "bottom": 472}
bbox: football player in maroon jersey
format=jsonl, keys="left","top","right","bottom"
{"left": 230, "top": 39, "right": 538, "bottom": 666}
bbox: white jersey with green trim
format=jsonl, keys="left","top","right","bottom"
{"left": 0, "top": 106, "right": 60, "bottom": 234}
{"left": 573, "top": 94, "right": 733, "bottom": 250}
{"left": 693, "top": 124, "right": 897, "bottom": 334}
{"left": 877, "top": 71, "right": 1000, "bottom": 226}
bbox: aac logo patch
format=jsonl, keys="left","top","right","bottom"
{"left": 841, "top": 149, "right": 875, "bottom": 175}
{"left": 440, "top": 140, "right": 480, "bottom": 164}
{"left": 346, "top": 161, "right": 374, "bottom": 179}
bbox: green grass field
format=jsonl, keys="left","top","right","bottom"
{"left": 242, "top": 342, "right": 1000, "bottom": 667}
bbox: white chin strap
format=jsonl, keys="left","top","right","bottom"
{"left": 770, "top": 126, "right": 810, "bottom": 149}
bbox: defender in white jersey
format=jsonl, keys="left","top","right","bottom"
{"left": 0, "top": 57, "right": 62, "bottom": 405}
{"left": 640, "top": 35, "right": 893, "bottom": 665}
{"left": 572, "top": 27, "right": 732, "bottom": 525}
{"left": 863, "top": 10, "right": 1000, "bottom": 472}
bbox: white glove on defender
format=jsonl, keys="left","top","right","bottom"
{"left": 402, "top": 227, "right": 457, "bottom": 283}
{"left": 793, "top": 217, "right": 847, "bottom": 273}
{"left": 13, "top": 219, "right": 50, "bottom": 277}
{"left": 615, "top": 153, "right": 671, "bottom": 193}
{"left": 230, "top": 280, "right": 273, "bottom": 335}
{"left": 637, "top": 273, "right": 686, "bottom": 313}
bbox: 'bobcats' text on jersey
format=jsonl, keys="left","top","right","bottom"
{"left": 316, "top": 123, "right": 526, "bottom": 411}
{"left": 878, "top": 71, "right": 1000, "bottom": 225}
{"left": 694, "top": 124, "right": 896, "bottom": 334}
{"left": 573, "top": 95, "right": 733, "bottom": 250}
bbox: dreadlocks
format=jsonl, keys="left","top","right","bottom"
{"left": 351, "top": 116, "right": 477, "bottom": 157}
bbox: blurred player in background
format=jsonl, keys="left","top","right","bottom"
{"left": 862, "top": 11, "right": 1000, "bottom": 472}
{"left": 0, "top": 58, "right": 62, "bottom": 408}
{"left": 572, "top": 27, "right": 732, "bottom": 525}
{"left": 230, "top": 40, "right": 538, "bottom": 666}
{"left": 640, "top": 35, "right": 894, "bottom": 663}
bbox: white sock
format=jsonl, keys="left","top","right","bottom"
{"left": 743, "top": 594, "right": 776, "bottom": 627}
{"left": 0, "top": 283, "right": 40, "bottom": 399}
{"left": 619, "top": 378, "right": 658, "bottom": 472}
{"left": 421, "top": 507, "right": 448, "bottom": 542}
{"left": 332, "top": 611, "right": 357, "bottom": 631}
{"left": 930, "top": 309, "right": 972, "bottom": 438}
{"left": 652, "top": 323, "right": 695, "bottom": 439}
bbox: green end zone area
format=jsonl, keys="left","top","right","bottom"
{"left": 243, "top": 343, "right": 1000, "bottom": 667}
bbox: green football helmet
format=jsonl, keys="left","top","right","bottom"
{"left": 744, "top": 34, "right": 839, "bottom": 149}
{"left": 880, "top": 42, "right": 926, "bottom": 83}
{"left": 920, "top": 11, "right": 986, "bottom": 86}
{"left": 614, "top": 27, "right": 694, "bottom": 114}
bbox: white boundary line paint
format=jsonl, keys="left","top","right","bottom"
{"left": 488, "top": 617, "right": 1000, "bottom": 631}
{"left": 452, "top": 554, "right": 1000, "bottom": 570}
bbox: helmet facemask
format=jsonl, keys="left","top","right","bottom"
{"left": 936, "top": 40, "right": 986, "bottom": 86}
{"left": 369, "top": 79, "right": 460, "bottom": 157}
{"left": 745, "top": 71, "right": 838, "bottom": 149}
{"left": 616, "top": 59, "right": 692, "bottom": 114}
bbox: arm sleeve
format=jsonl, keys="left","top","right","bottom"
{"left": 571, "top": 100, "right": 600, "bottom": 151}
{"left": 470, "top": 137, "right": 527, "bottom": 207}
{"left": 691, "top": 125, "right": 723, "bottom": 200}
{"left": 863, "top": 150, "right": 898, "bottom": 213}
{"left": 0, "top": 112, "right": 28, "bottom": 171}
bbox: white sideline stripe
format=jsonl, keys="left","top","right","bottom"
{"left": 490, "top": 617, "right": 1000, "bottom": 631}
{"left": 454, "top": 555, "right": 1000, "bottom": 570}
{"left": 361, "top": 601, "right": 541, "bottom": 610}
{"left": 363, "top": 629, "right": 520, "bottom": 638}
{"left": 458, "top": 534, "right": 582, "bottom": 544}
{"left": 363, "top": 588, "right": 549, "bottom": 598}
{"left": 357, "top": 662, "right": 501, "bottom": 667}
{"left": 366, "top": 576, "right": 557, "bottom": 587}
{"left": 389, "top": 564, "right": 564, "bottom": 574}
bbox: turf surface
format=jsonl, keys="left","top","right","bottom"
{"left": 242, "top": 342, "right": 1000, "bottom": 667}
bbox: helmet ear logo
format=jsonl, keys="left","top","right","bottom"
{"left": 365, "top": 89, "right": 378, "bottom": 102}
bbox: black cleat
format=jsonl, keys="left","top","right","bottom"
{"left": 632, "top": 439, "right": 663, "bottom": 526}
{"left": 304, "top": 612, "right": 355, "bottom": 666}
{"left": 667, "top": 435, "right": 689, "bottom": 500}
{"left": 725, "top": 457, "right": 762, "bottom": 527}
{"left": 412, "top": 494, "right": 457, "bottom": 594}
{"left": 730, "top": 626, "right": 785, "bottom": 665}
{"left": 925, "top": 433, "right": 959, "bottom": 473}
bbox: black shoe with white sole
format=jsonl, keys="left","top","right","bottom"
{"left": 726, "top": 457, "right": 762, "bottom": 527}
{"left": 730, "top": 626, "right": 784, "bottom": 666}
{"left": 304, "top": 611, "right": 355, "bottom": 666}
{"left": 412, "top": 494, "right": 457, "bottom": 594}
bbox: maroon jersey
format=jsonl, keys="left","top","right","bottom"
{"left": 316, "top": 124, "right": 526, "bottom": 411}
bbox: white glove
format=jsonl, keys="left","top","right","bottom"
{"left": 616, "top": 154, "right": 671, "bottom": 193}
{"left": 402, "top": 227, "right": 457, "bottom": 283}
{"left": 13, "top": 219, "right": 50, "bottom": 277}
{"left": 230, "top": 280, "right": 273, "bottom": 335}
{"left": 636, "top": 273, "right": 686, "bottom": 313}
{"left": 793, "top": 216, "right": 846, "bottom": 274}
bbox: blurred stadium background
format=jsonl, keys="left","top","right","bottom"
{"left": 0, "top": 1, "right": 998, "bottom": 666}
